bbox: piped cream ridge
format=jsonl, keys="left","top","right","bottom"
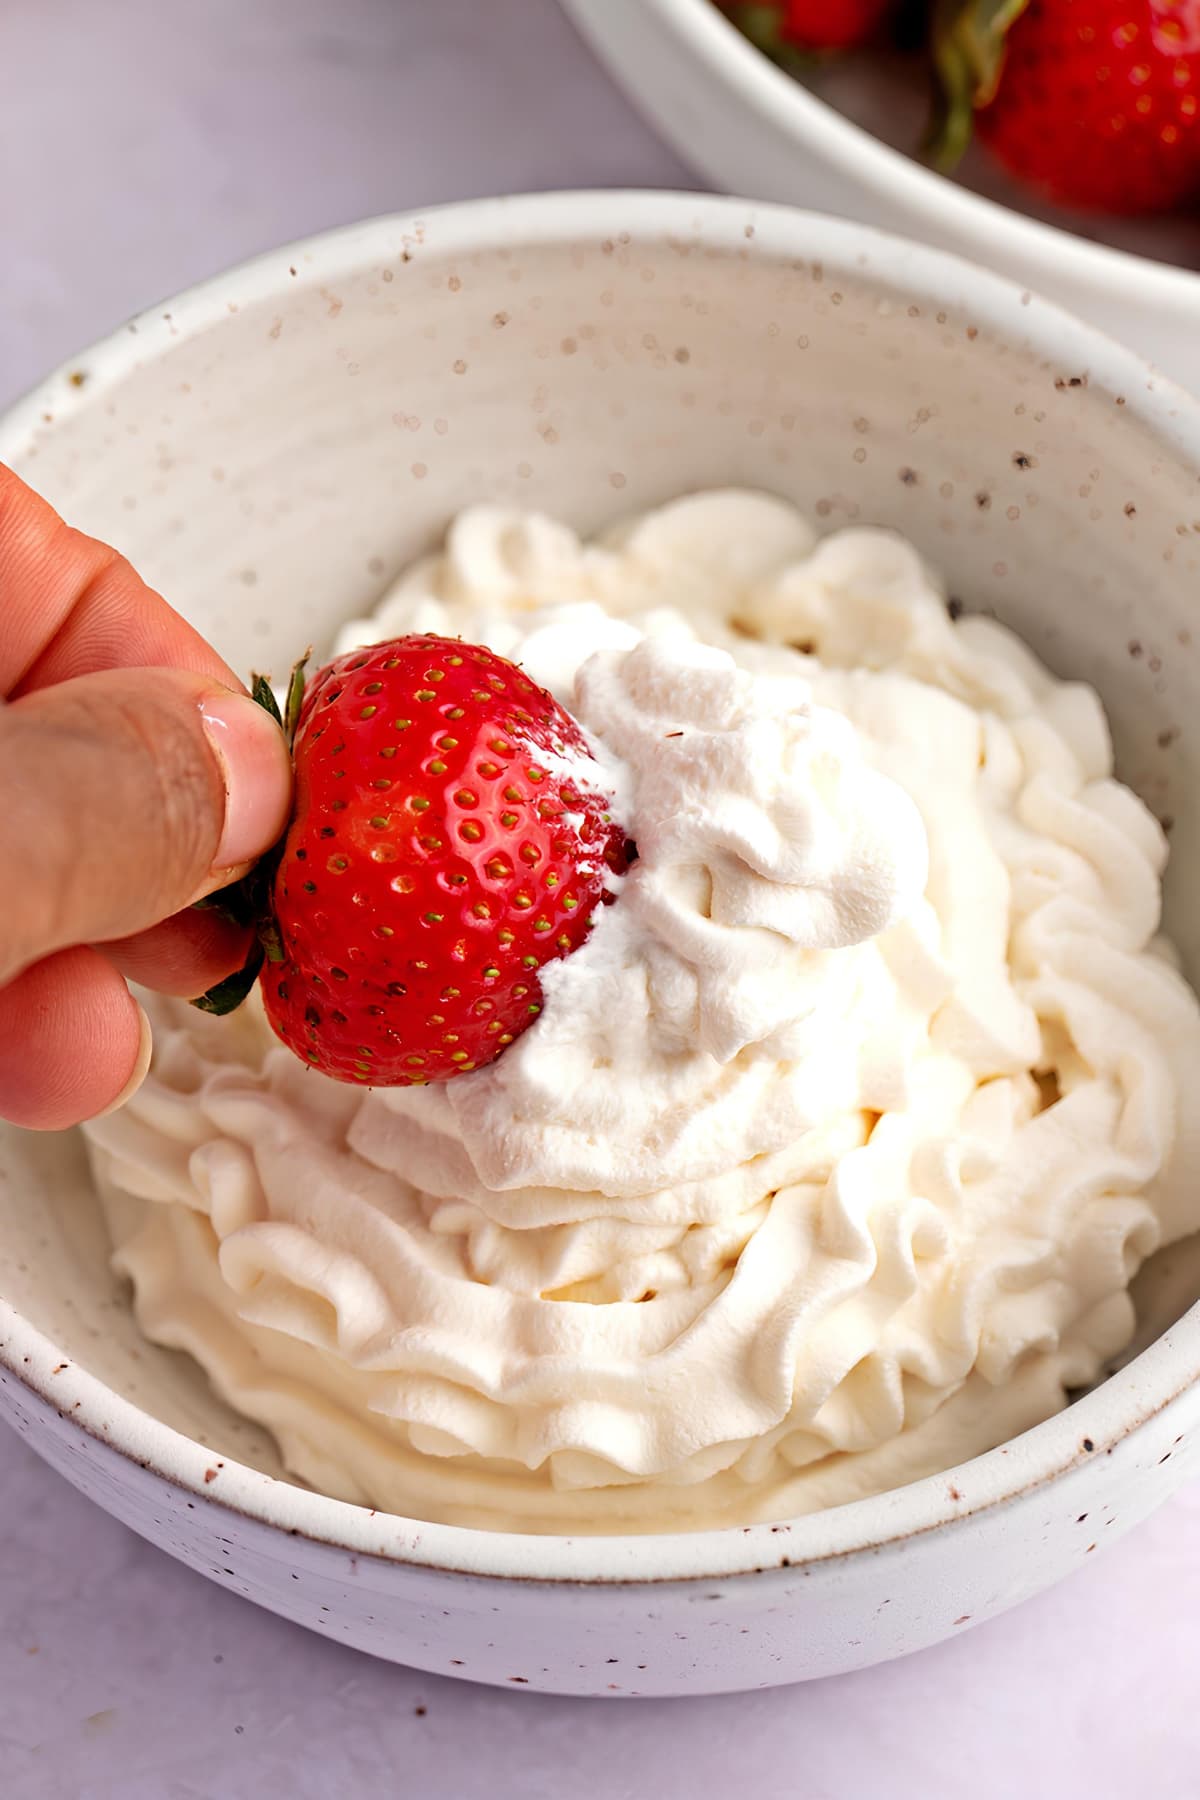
{"left": 85, "top": 491, "right": 1200, "bottom": 1532}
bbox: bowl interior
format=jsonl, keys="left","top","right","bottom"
{"left": 4, "top": 195, "right": 1200, "bottom": 1503}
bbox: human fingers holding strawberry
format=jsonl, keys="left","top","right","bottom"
{"left": 0, "top": 465, "right": 293, "bottom": 1129}
{"left": 0, "top": 463, "right": 631, "bottom": 1129}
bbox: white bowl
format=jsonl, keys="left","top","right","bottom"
{"left": 3, "top": 192, "right": 1200, "bottom": 1698}
{"left": 562, "top": 0, "right": 1200, "bottom": 396}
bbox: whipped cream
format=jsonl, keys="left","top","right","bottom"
{"left": 85, "top": 491, "right": 1200, "bottom": 1532}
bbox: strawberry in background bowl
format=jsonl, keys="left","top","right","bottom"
{"left": 931, "top": 0, "right": 1200, "bottom": 216}
{"left": 562, "top": 0, "right": 1200, "bottom": 390}
{"left": 723, "top": 0, "right": 1200, "bottom": 216}
{"left": 738, "top": 0, "right": 898, "bottom": 51}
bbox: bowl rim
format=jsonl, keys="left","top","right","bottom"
{"left": 3, "top": 188, "right": 1200, "bottom": 1586}
{"left": 568, "top": 0, "right": 1200, "bottom": 319}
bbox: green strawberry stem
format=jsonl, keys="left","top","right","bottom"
{"left": 191, "top": 651, "right": 309, "bottom": 1016}
{"left": 926, "top": 0, "right": 1030, "bottom": 167}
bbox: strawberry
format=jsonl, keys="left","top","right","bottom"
{"left": 724, "top": 1, "right": 895, "bottom": 55}
{"left": 931, "top": 0, "right": 1200, "bottom": 213}
{"left": 195, "top": 635, "right": 631, "bottom": 1087}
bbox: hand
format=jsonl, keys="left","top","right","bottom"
{"left": 0, "top": 465, "right": 293, "bottom": 1130}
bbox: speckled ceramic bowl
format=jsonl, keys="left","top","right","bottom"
{"left": 2, "top": 193, "right": 1200, "bottom": 1698}
{"left": 562, "top": 0, "right": 1200, "bottom": 395}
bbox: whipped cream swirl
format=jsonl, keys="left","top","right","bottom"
{"left": 85, "top": 492, "right": 1200, "bottom": 1532}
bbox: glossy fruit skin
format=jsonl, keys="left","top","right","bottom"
{"left": 724, "top": 0, "right": 893, "bottom": 53}
{"left": 262, "top": 635, "right": 629, "bottom": 1087}
{"left": 976, "top": 0, "right": 1200, "bottom": 213}
{"left": 778, "top": 0, "right": 894, "bottom": 48}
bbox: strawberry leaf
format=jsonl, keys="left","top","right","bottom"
{"left": 249, "top": 671, "right": 283, "bottom": 726}
{"left": 191, "top": 658, "right": 306, "bottom": 1015}
{"left": 192, "top": 942, "right": 265, "bottom": 1015}
{"left": 283, "top": 651, "right": 310, "bottom": 749}
{"left": 927, "top": 0, "right": 1031, "bottom": 167}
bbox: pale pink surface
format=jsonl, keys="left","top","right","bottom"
{"left": 1, "top": 0, "right": 1196, "bottom": 1788}
{"left": 3, "top": 1428, "right": 1198, "bottom": 1797}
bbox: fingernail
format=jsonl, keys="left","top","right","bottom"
{"left": 200, "top": 689, "right": 292, "bottom": 872}
{"left": 92, "top": 1003, "right": 153, "bottom": 1119}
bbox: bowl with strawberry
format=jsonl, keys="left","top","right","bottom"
{"left": 3, "top": 192, "right": 1200, "bottom": 1695}
{"left": 563, "top": 0, "right": 1200, "bottom": 392}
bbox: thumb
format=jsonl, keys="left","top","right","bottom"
{"left": 0, "top": 665, "right": 292, "bottom": 985}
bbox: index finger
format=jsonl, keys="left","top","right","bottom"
{"left": 0, "top": 463, "right": 240, "bottom": 697}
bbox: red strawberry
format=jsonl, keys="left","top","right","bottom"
{"left": 724, "top": 0, "right": 894, "bottom": 55}
{"left": 196, "top": 636, "right": 631, "bottom": 1087}
{"left": 932, "top": 0, "right": 1200, "bottom": 213}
